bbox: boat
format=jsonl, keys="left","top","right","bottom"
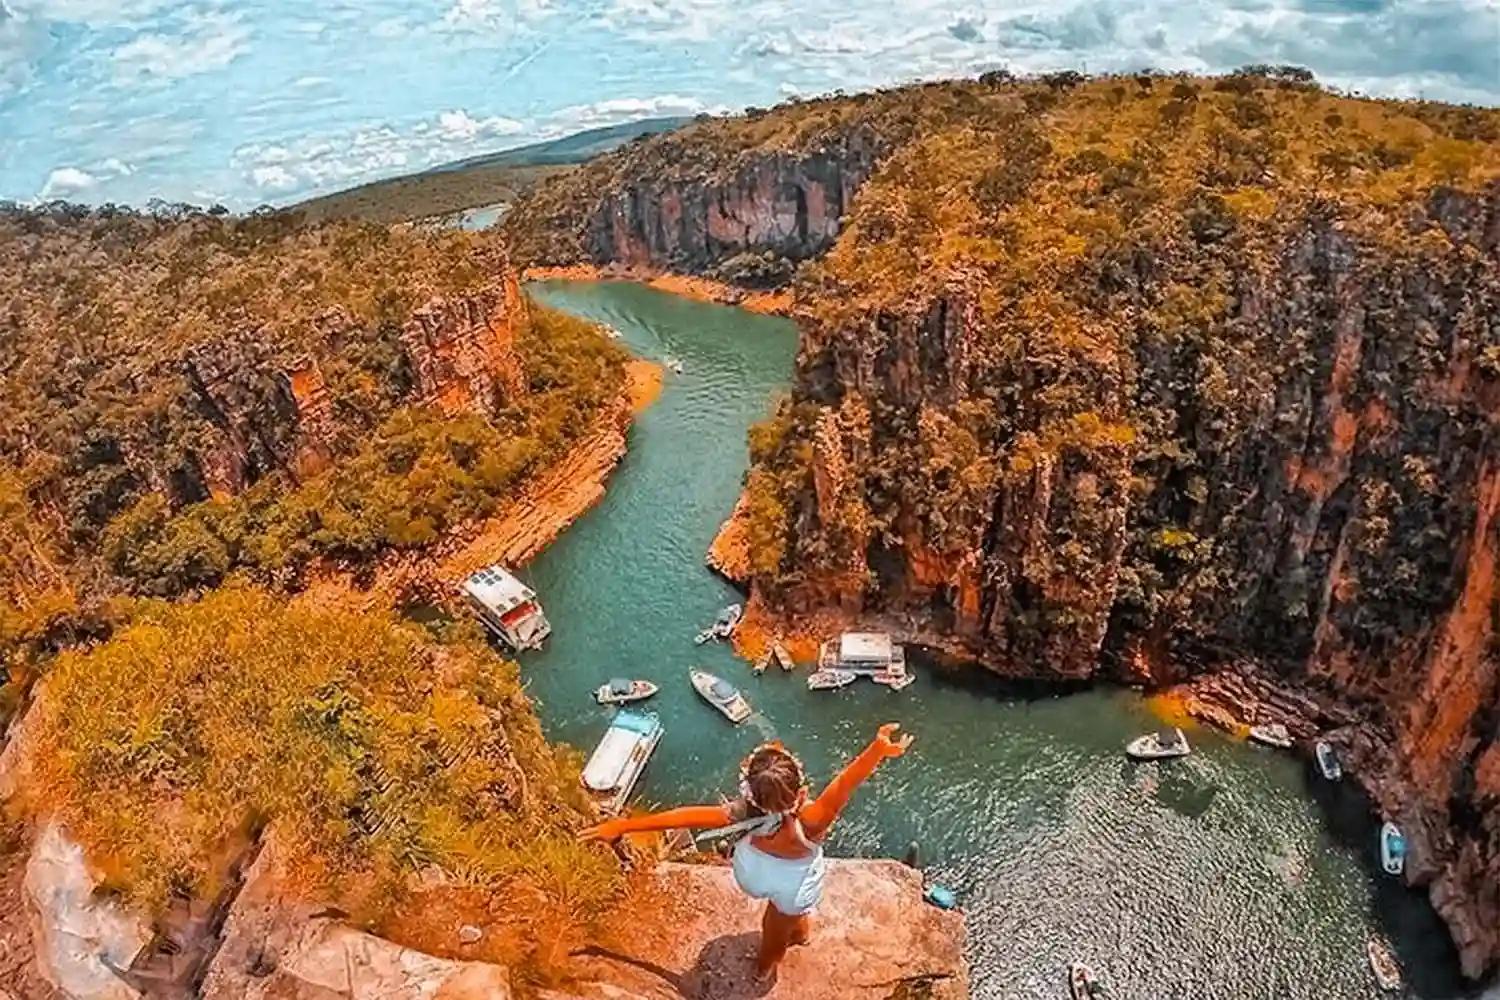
{"left": 580, "top": 709, "right": 663, "bottom": 813}
{"left": 664, "top": 355, "right": 683, "bottom": 374}
{"left": 772, "top": 642, "right": 794, "bottom": 672}
{"left": 602, "top": 324, "right": 623, "bottom": 340}
{"left": 819, "top": 631, "right": 905, "bottom": 675}
{"left": 1380, "top": 821, "right": 1406, "bottom": 876}
{"left": 880, "top": 671, "right": 916, "bottom": 691}
{"left": 1367, "top": 936, "right": 1402, "bottom": 992}
{"left": 1125, "top": 728, "right": 1191, "bottom": 760}
{"left": 1249, "top": 722, "right": 1294, "bottom": 749}
{"left": 753, "top": 649, "right": 773, "bottom": 675}
{"left": 1315, "top": 740, "right": 1342, "bottom": 781}
{"left": 1068, "top": 962, "right": 1103, "bottom": 1000}
{"left": 693, "top": 603, "right": 743, "bottom": 645}
{"left": 807, "top": 668, "right": 858, "bottom": 691}
{"left": 594, "top": 678, "right": 659, "bottom": 706}
{"left": 690, "top": 669, "right": 752, "bottom": 723}
{"left": 460, "top": 565, "right": 551, "bottom": 651}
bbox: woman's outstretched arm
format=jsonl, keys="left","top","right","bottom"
{"left": 579, "top": 803, "right": 734, "bottom": 842}
{"left": 801, "top": 723, "right": 913, "bottom": 832}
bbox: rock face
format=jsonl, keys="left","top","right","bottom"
{"left": 528, "top": 77, "right": 1500, "bottom": 977}
{"left": 200, "top": 841, "right": 512, "bottom": 1000}
{"left": 23, "top": 823, "right": 152, "bottom": 1000}
{"left": 555, "top": 859, "right": 967, "bottom": 1000}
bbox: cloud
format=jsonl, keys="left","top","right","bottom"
{"left": 39, "top": 166, "right": 97, "bottom": 198}
{"left": 249, "top": 165, "right": 297, "bottom": 192}
{"left": 947, "top": 17, "right": 983, "bottom": 43}
{"left": 112, "top": 10, "right": 250, "bottom": 82}
{"left": 547, "top": 94, "right": 717, "bottom": 131}
{"left": 436, "top": 108, "right": 525, "bottom": 141}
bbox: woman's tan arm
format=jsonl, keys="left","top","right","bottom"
{"left": 579, "top": 804, "right": 734, "bottom": 842}
{"left": 801, "top": 723, "right": 913, "bottom": 831}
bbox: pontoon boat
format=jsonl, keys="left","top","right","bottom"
{"left": 581, "top": 709, "right": 662, "bottom": 813}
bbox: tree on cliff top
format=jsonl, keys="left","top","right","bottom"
{"left": 19, "top": 585, "right": 619, "bottom": 930}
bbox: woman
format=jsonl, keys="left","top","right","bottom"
{"left": 581, "top": 722, "right": 914, "bottom": 978}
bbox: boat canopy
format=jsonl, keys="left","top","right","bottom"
{"left": 462, "top": 566, "right": 536, "bottom": 614}
{"left": 710, "top": 679, "right": 736, "bottom": 699}
{"left": 582, "top": 711, "right": 660, "bottom": 791}
{"left": 840, "top": 632, "right": 893, "bottom": 664}
{"left": 1158, "top": 729, "right": 1180, "bottom": 744}
{"left": 607, "top": 678, "right": 632, "bottom": 695}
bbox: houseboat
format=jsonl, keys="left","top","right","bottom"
{"left": 461, "top": 565, "right": 552, "bottom": 651}
{"left": 819, "top": 632, "right": 906, "bottom": 676}
{"left": 581, "top": 709, "right": 663, "bottom": 813}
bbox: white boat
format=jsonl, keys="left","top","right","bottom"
{"left": 1380, "top": 822, "right": 1406, "bottom": 876}
{"left": 694, "top": 603, "right": 742, "bottom": 644}
{"left": 1126, "top": 728, "right": 1191, "bottom": 760}
{"left": 1249, "top": 722, "right": 1294, "bottom": 749}
{"left": 753, "top": 649, "right": 773, "bottom": 674}
{"left": 664, "top": 355, "right": 683, "bottom": 374}
{"left": 1367, "top": 936, "right": 1402, "bottom": 992}
{"left": 581, "top": 709, "right": 663, "bottom": 813}
{"left": 819, "top": 631, "right": 905, "bottom": 675}
{"left": 1315, "top": 740, "right": 1342, "bottom": 781}
{"left": 594, "top": 678, "right": 660, "bottom": 706}
{"left": 807, "top": 668, "right": 857, "bottom": 691}
{"left": 772, "top": 642, "right": 794, "bottom": 672}
{"left": 1069, "top": 962, "right": 1103, "bottom": 1000}
{"left": 460, "top": 565, "right": 551, "bottom": 651}
{"left": 690, "top": 669, "right": 752, "bottom": 723}
{"left": 873, "top": 664, "right": 916, "bottom": 691}
{"left": 602, "top": 324, "right": 623, "bottom": 340}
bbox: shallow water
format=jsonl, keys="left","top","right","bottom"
{"left": 517, "top": 279, "right": 1471, "bottom": 999}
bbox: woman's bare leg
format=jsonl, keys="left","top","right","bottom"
{"left": 789, "top": 914, "right": 811, "bottom": 946}
{"left": 757, "top": 902, "right": 795, "bottom": 975}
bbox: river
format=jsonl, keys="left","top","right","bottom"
{"left": 519, "top": 279, "right": 1471, "bottom": 999}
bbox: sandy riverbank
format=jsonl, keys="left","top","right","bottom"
{"left": 525, "top": 264, "right": 793, "bottom": 316}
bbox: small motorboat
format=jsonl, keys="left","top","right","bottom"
{"left": 807, "top": 668, "right": 858, "bottom": 691}
{"left": 1367, "top": 936, "right": 1402, "bottom": 992}
{"left": 873, "top": 665, "right": 916, "bottom": 691}
{"left": 690, "top": 669, "right": 752, "bottom": 723}
{"left": 594, "top": 678, "right": 659, "bottom": 706}
{"left": 753, "top": 649, "right": 773, "bottom": 674}
{"left": 694, "top": 603, "right": 743, "bottom": 645}
{"left": 664, "top": 355, "right": 684, "bottom": 374}
{"left": 602, "top": 324, "right": 623, "bottom": 340}
{"left": 1126, "top": 728, "right": 1191, "bottom": 761}
{"left": 1380, "top": 821, "right": 1406, "bottom": 877}
{"left": 1249, "top": 722, "right": 1294, "bottom": 749}
{"left": 1315, "top": 740, "right": 1342, "bottom": 781}
{"left": 772, "top": 641, "right": 794, "bottom": 671}
{"left": 1069, "top": 962, "right": 1104, "bottom": 1000}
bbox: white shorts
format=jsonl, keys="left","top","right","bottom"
{"left": 731, "top": 839, "right": 827, "bottom": 916}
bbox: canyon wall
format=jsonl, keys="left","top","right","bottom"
{"left": 514, "top": 76, "right": 1500, "bottom": 976}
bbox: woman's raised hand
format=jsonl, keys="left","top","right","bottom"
{"left": 875, "top": 722, "right": 914, "bottom": 758}
{"left": 578, "top": 818, "right": 629, "bottom": 843}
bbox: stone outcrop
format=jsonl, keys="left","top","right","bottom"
{"left": 401, "top": 270, "right": 529, "bottom": 415}
{"left": 23, "top": 823, "right": 152, "bottom": 1000}
{"left": 553, "top": 859, "right": 967, "bottom": 1000}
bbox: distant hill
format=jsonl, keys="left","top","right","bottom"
{"left": 291, "top": 116, "right": 692, "bottom": 226}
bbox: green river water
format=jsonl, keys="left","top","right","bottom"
{"left": 517, "top": 280, "right": 1470, "bottom": 999}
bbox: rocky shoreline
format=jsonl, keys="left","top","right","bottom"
{"left": 525, "top": 264, "right": 792, "bottom": 316}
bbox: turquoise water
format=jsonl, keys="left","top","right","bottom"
{"left": 519, "top": 280, "right": 1470, "bottom": 999}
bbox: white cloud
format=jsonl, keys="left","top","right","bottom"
{"left": 436, "top": 108, "right": 525, "bottom": 141}
{"left": 112, "top": 10, "right": 249, "bottom": 82}
{"left": 39, "top": 166, "right": 96, "bottom": 197}
{"left": 548, "top": 93, "right": 715, "bottom": 131}
{"left": 291, "top": 75, "right": 331, "bottom": 88}
{"left": 250, "top": 165, "right": 297, "bottom": 192}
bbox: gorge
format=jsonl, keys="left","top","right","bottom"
{"left": 505, "top": 70, "right": 1500, "bottom": 981}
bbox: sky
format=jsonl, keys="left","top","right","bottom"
{"left": 1, "top": 0, "right": 1497, "bottom": 210}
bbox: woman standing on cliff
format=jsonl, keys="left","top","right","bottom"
{"left": 581, "top": 723, "right": 914, "bottom": 979}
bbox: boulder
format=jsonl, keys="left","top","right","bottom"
{"left": 23, "top": 823, "right": 152, "bottom": 1000}
{"left": 200, "top": 839, "right": 512, "bottom": 1000}
{"left": 557, "top": 859, "right": 968, "bottom": 1000}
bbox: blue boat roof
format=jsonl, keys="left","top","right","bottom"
{"left": 711, "top": 679, "right": 737, "bottom": 699}
{"left": 612, "top": 709, "right": 660, "bottom": 736}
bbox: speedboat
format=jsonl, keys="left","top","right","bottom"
{"left": 664, "top": 354, "right": 683, "bottom": 374}
{"left": 1069, "top": 962, "right": 1103, "bottom": 1000}
{"left": 581, "top": 709, "right": 662, "bottom": 813}
{"left": 807, "top": 668, "right": 857, "bottom": 691}
{"left": 1380, "top": 822, "right": 1406, "bottom": 876}
{"left": 693, "top": 603, "right": 743, "bottom": 645}
{"left": 1315, "top": 740, "right": 1342, "bottom": 781}
{"left": 594, "top": 678, "right": 659, "bottom": 705}
{"left": 1367, "top": 936, "right": 1402, "bottom": 992}
{"left": 772, "top": 641, "right": 794, "bottom": 671}
{"left": 1126, "top": 728, "right": 1191, "bottom": 760}
{"left": 690, "top": 669, "right": 752, "bottom": 723}
{"left": 1249, "top": 722, "right": 1294, "bottom": 749}
{"left": 753, "top": 649, "right": 773, "bottom": 674}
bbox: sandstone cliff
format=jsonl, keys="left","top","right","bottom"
{"left": 510, "top": 72, "right": 1500, "bottom": 978}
